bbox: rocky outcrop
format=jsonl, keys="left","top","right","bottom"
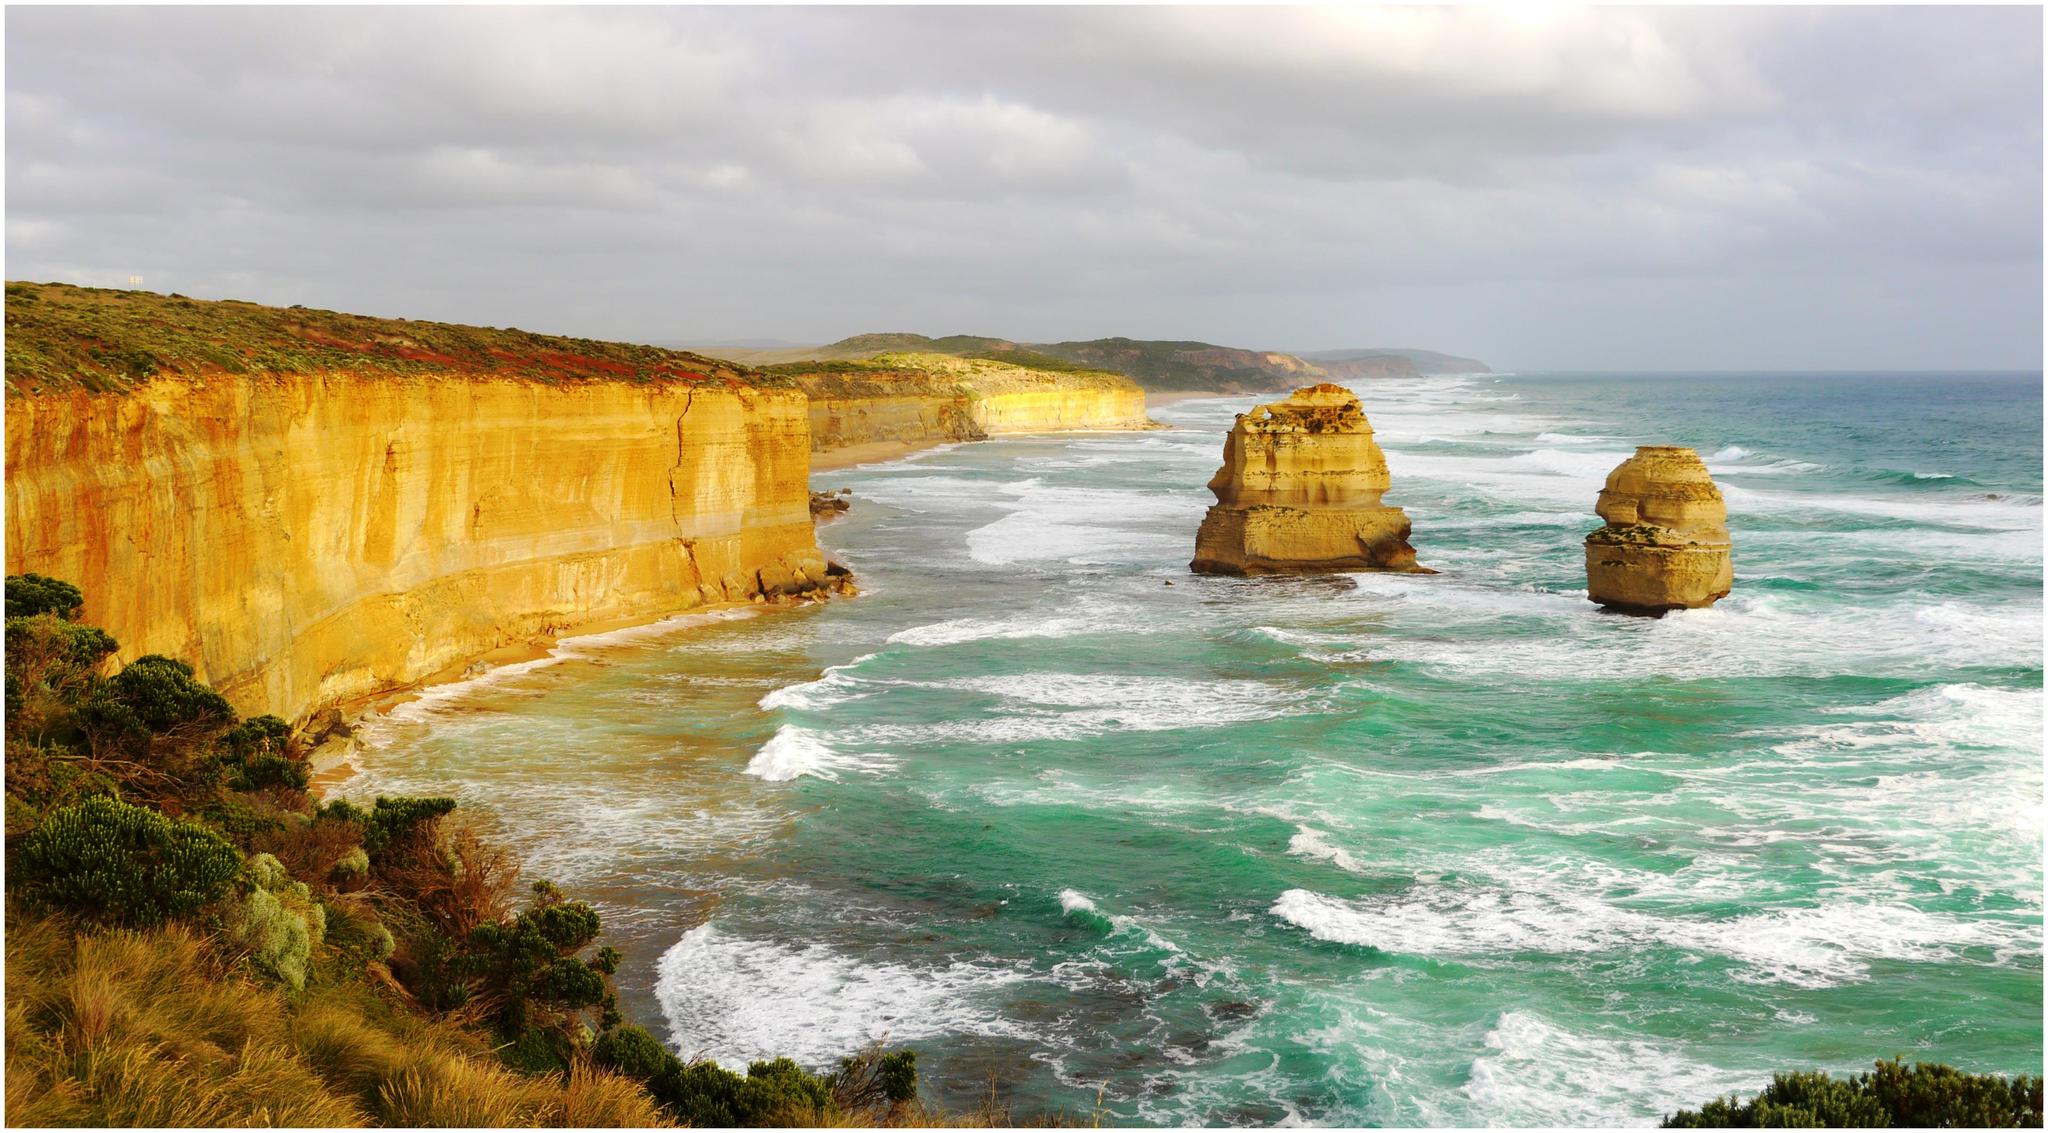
{"left": 5, "top": 285, "right": 848, "bottom": 725}
{"left": 1190, "top": 384, "right": 1428, "bottom": 576}
{"left": 1584, "top": 446, "right": 1732, "bottom": 613}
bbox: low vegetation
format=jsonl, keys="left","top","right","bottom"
{"left": 1, "top": 571, "right": 954, "bottom": 1127}
{"left": 1663, "top": 1059, "right": 2043, "bottom": 1128}
{"left": 3, "top": 281, "right": 772, "bottom": 396}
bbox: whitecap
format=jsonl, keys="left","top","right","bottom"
{"left": 1462, "top": 1011, "right": 1762, "bottom": 1127}
{"left": 656, "top": 922, "right": 1030, "bottom": 1070}
{"left": 1269, "top": 884, "right": 2034, "bottom": 988}
{"left": 757, "top": 654, "right": 879, "bottom": 712}
{"left": 1287, "top": 826, "right": 1369, "bottom": 874}
{"left": 743, "top": 724, "right": 895, "bottom": 782}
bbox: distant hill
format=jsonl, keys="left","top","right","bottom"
{"left": 700, "top": 333, "right": 1479, "bottom": 393}
{"left": 1301, "top": 347, "right": 1491, "bottom": 376}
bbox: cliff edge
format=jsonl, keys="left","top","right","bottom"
{"left": 1190, "top": 384, "right": 1428, "bottom": 575}
{"left": 5, "top": 283, "right": 843, "bottom": 725}
{"left": 773, "top": 351, "right": 1153, "bottom": 465}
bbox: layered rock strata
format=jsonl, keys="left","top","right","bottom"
{"left": 1190, "top": 384, "right": 1427, "bottom": 575}
{"left": 6, "top": 374, "right": 839, "bottom": 725}
{"left": 1583, "top": 445, "right": 1732, "bottom": 613}
{"left": 791, "top": 352, "right": 1152, "bottom": 458}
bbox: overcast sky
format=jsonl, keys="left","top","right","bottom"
{"left": 7, "top": 5, "right": 2042, "bottom": 370}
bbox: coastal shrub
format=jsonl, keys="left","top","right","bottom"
{"left": 5, "top": 613, "right": 118, "bottom": 668}
{"left": 222, "top": 713, "right": 308, "bottom": 792}
{"left": 93, "top": 654, "right": 235, "bottom": 733}
{"left": 836, "top": 1045, "right": 921, "bottom": 1109}
{"left": 318, "top": 794, "right": 458, "bottom": 856}
{"left": 462, "top": 880, "right": 622, "bottom": 1062}
{"left": 5, "top": 572, "right": 85, "bottom": 619}
{"left": 592, "top": 1024, "right": 878, "bottom": 1127}
{"left": 225, "top": 853, "right": 327, "bottom": 991}
{"left": 4, "top": 611, "right": 118, "bottom": 742}
{"left": 320, "top": 897, "right": 397, "bottom": 965}
{"left": 388, "top": 818, "right": 521, "bottom": 937}
{"left": 1663, "top": 1059, "right": 2045, "bottom": 1128}
{"left": 253, "top": 807, "right": 369, "bottom": 887}
{"left": 14, "top": 796, "right": 242, "bottom": 926}
{"left": 77, "top": 654, "right": 238, "bottom": 782}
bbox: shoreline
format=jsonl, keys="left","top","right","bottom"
{"left": 810, "top": 437, "right": 952, "bottom": 472}
{"left": 316, "top": 414, "right": 1170, "bottom": 794}
{"left": 303, "top": 597, "right": 803, "bottom": 796}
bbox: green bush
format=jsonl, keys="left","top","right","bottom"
{"left": 1664, "top": 1059, "right": 2045, "bottom": 1128}
{"left": 462, "top": 881, "right": 621, "bottom": 1061}
{"left": 6, "top": 615, "right": 119, "bottom": 668}
{"left": 5, "top": 573, "right": 85, "bottom": 620}
{"left": 594, "top": 1025, "right": 834, "bottom": 1127}
{"left": 222, "top": 714, "right": 307, "bottom": 791}
{"left": 319, "top": 795, "right": 459, "bottom": 856}
{"left": 227, "top": 854, "right": 327, "bottom": 992}
{"left": 594, "top": 1024, "right": 914, "bottom": 1126}
{"left": 95, "top": 655, "right": 235, "bottom": 733}
{"left": 14, "top": 796, "right": 243, "bottom": 926}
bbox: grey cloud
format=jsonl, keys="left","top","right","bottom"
{"left": 5, "top": 5, "right": 2040, "bottom": 369}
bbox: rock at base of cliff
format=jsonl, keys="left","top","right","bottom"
{"left": 809, "top": 488, "right": 853, "bottom": 520}
{"left": 1583, "top": 445, "right": 1732, "bottom": 614}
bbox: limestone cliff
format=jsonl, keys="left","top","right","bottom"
{"left": 1584, "top": 446, "right": 1732, "bottom": 613}
{"left": 1190, "top": 384, "right": 1428, "bottom": 576}
{"left": 5, "top": 283, "right": 840, "bottom": 724}
{"left": 780, "top": 352, "right": 1152, "bottom": 457}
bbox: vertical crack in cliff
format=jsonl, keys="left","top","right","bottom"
{"left": 668, "top": 386, "right": 695, "bottom": 538}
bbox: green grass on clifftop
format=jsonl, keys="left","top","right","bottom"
{"left": 3, "top": 282, "right": 773, "bottom": 397}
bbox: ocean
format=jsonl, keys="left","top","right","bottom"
{"left": 334, "top": 371, "right": 2044, "bottom": 1126}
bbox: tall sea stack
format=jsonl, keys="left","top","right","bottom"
{"left": 1584, "top": 445, "right": 1732, "bottom": 613}
{"left": 1190, "top": 384, "right": 1427, "bottom": 576}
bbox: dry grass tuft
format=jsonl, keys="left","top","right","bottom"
{"left": 559, "top": 1059, "right": 677, "bottom": 1128}
{"left": 5, "top": 912, "right": 677, "bottom": 1128}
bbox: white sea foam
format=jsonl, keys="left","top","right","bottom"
{"left": 1461, "top": 1011, "right": 1761, "bottom": 1127}
{"left": 656, "top": 922, "right": 1030, "bottom": 1069}
{"left": 1055, "top": 889, "right": 1185, "bottom": 956}
{"left": 848, "top": 673, "right": 1308, "bottom": 747}
{"left": 757, "top": 654, "right": 879, "bottom": 711}
{"left": 1287, "top": 826, "right": 1369, "bottom": 874}
{"left": 743, "top": 724, "right": 896, "bottom": 782}
{"left": 1270, "top": 884, "right": 2033, "bottom": 988}
{"left": 961, "top": 480, "right": 1205, "bottom": 567}
{"left": 885, "top": 595, "right": 1169, "bottom": 647}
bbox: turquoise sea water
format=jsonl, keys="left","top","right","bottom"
{"left": 337, "top": 372, "right": 2044, "bottom": 1126}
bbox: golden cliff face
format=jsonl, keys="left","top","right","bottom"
{"left": 1190, "top": 384, "right": 1427, "bottom": 576}
{"left": 791, "top": 352, "right": 1153, "bottom": 459}
{"left": 969, "top": 385, "right": 1151, "bottom": 435}
{"left": 1584, "top": 445, "right": 1733, "bottom": 613}
{"left": 5, "top": 374, "right": 835, "bottom": 723}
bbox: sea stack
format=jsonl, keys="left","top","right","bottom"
{"left": 1190, "top": 384, "right": 1427, "bottom": 576}
{"left": 1584, "top": 446, "right": 1732, "bottom": 613}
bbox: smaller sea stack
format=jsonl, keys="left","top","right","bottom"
{"left": 1584, "top": 445, "right": 1732, "bottom": 613}
{"left": 1190, "top": 384, "right": 1428, "bottom": 576}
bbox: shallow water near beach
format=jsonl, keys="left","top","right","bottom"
{"left": 336, "top": 372, "right": 2044, "bottom": 1126}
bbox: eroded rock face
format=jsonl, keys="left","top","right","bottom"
{"left": 5, "top": 375, "right": 836, "bottom": 724}
{"left": 1584, "top": 445, "right": 1733, "bottom": 613}
{"left": 1190, "top": 384, "right": 1427, "bottom": 575}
